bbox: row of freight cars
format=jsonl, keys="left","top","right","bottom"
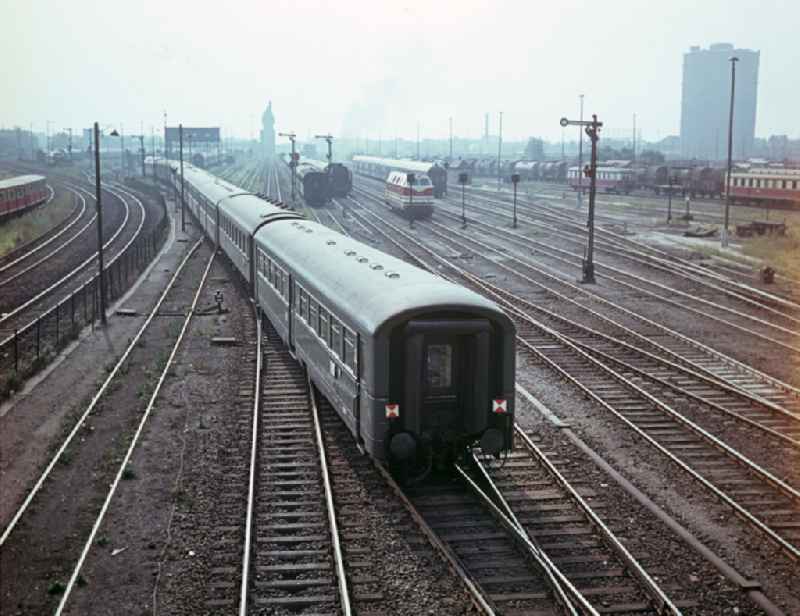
{"left": 449, "top": 158, "right": 800, "bottom": 206}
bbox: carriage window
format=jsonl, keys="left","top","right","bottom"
{"left": 426, "top": 344, "right": 453, "bottom": 389}
{"left": 319, "top": 307, "right": 329, "bottom": 342}
{"left": 309, "top": 299, "right": 318, "bottom": 330}
{"left": 343, "top": 328, "right": 357, "bottom": 372}
{"left": 297, "top": 287, "right": 307, "bottom": 319}
{"left": 330, "top": 318, "right": 342, "bottom": 358}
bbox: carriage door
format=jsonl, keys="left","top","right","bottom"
{"left": 403, "top": 320, "right": 490, "bottom": 440}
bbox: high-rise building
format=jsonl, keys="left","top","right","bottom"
{"left": 260, "top": 101, "right": 275, "bottom": 158}
{"left": 680, "top": 43, "right": 759, "bottom": 161}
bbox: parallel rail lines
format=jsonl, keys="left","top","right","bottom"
{"left": 346, "top": 191, "right": 800, "bottom": 562}
{"left": 0, "top": 184, "right": 84, "bottom": 278}
{"left": 0, "top": 182, "right": 144, "bottom": 342}
{"left": 243, "top": 324, "right": 349, "bottom": 614}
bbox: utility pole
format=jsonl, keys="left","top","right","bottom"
{"left": 315, "top": 134, "right": 334, "bottom": 164}
{"left": 139, "top": 135, "right": 145, "bottom": 177}
{"left": 179, "top": 124, "right": 185, "bottom": 233}
{"left": 66, "top": 128, "right": 73, "bottom": 161}
{"left": 279, "top": 132, "right": 297, "bottom": 201}
{"left": 511, "top": 173, "right": 520, "bottom": 228}
{"left": 667, "top": 167, "right": 673, "bottom": 223}
{"left": 163, "top": 111, "right": 168, "bottom": 160}
{"left": 577, "top": 94, "right": 584, "bottom": 207}
{"left": 561, "top": 114, "right": 602, "bottom": 284}
{"left": 497, "top": 111, "right": 503, "bottom": 191}
{"left": 723, "top": 56, "right": 739, "bottom": 248}
{"left": 93, "top": 123, "right": 118, "bottom": 325}
{"left": 449, "top": 116, "right": 453, "bottom": 159}
{"left": 458, "top": 172, "right": 468, "bottom": 228}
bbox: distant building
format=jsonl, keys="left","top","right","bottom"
{"left": 260, "top": 101, "right": 275, "bottom": 158}
{"left": 680, "top": 43, "right": 759, "bottom": 161}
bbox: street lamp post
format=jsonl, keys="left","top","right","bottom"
{"left": 577, "top": 95, "right": 584, "bottom": 207}
{"left": 723, "top": 56, "right": 739, "bottom": 248}
{"left": 407, "top": 173, "right": 415, "bottom": 229}
{"left": 179, "top": 123, "right": 185, "bottom": 233}
{"left": 458, "top": 172, "right": 468, "bottom": 228}
{"left": 667, "top": 169, "right": 673, "bottom": 223}
{"left": 497, "top": 111, "right": 503, "bottom": 191}
{"left": 315, "top": 134, "right": 334, "bottom": 164}
{"left": 93, "top": 122, "right": 119, "bottom": 326}
{"left": 511, "top": 173, "right": 520, "bottom": 228}
{"left": 279, "top": 132, "right": 297, "bottom": 202}
{"left": 561, "top": 114, "right": 602, "bottom": 284}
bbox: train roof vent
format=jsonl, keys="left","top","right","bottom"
{"left": 385, "top": 271, "right": 400, "bottom": 279}
{"left": 357, "top": 256, "right": 368, "bottom": 264}
{"left": 326, "top": 240, "right": 337, "bottom": 246}
{"left": 344, "top": 249, "right": 357, "bottom": 256}
{"left": 370, "top": 263, "right": 384, "bottom": 271}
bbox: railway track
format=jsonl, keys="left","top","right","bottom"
{"left": 436, "top": 191, "right": 800, "bottom": 331}
{"left": 449, "top": 180, "right": 798, "bottom": 308}
{"left": 0, "top": 181, "right": 145, "bottom": 341}
{"left": 353, "top": 182, "right": 800, "bottom": 420}
{"left": 345, "top": 191, "right": 800, "bottom": 564}
{"left": 0, "top": 238, "right": 212, "bottom": 615}
{"left": 0, "top": 183, "right": 82, "bottom": 275}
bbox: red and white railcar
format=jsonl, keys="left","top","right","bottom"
{"left": 727, "top": 168, "right": 800, "bottom": 208}
{"left": 0, "top": 175, "right": 48, "bottom": 220}
{"left": 568, "top": 166, "right": 635, "bottom": 194}
{"left": 383, "top": 170, "right": 434, "bottom": 218}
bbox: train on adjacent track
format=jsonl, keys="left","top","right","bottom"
{"left": 154, "top": 160, "right": 516, "bottom": 479}
{"left": 351, "top": 156, "right": 448, "bottom": 198}
{"left": 283, "top": 156, "right": 353, "bottom": 206}
{"left": 0, "top": 175, "right": 48, "bottom": 220}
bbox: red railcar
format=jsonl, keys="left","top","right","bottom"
{"left": 568, "top": 166, "right": 635, "bottom": 194}
{"left": 0, "top": 175, "right": 48, "bottom": 220}
{"left": 727, "top": 168, "right": 800, "bottom": 209}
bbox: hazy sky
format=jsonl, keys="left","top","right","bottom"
{"left": 3, "top": 0, "right": 798, "bottom": 145}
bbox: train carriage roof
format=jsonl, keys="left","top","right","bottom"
{"left": 255, "top": 219, "right": 510, "bottom": 336}
{"left": 0, "top": 175, "right": 46, "bottom": 190}
{"left": 351, "top": 155, "right": 442, "bottom": 175}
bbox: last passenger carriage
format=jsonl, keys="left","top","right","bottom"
{"left": 153, "top": 159, "right": 516, "bottom": 481}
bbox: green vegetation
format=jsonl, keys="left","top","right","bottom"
{"left": 47, "top": 581, "right": 66, "bottom": 596}
{"left": 0, "top": 187, "right": 77, "bottom": 258}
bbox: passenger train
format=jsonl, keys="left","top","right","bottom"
{"left": 727, "top": 168, "right": 800, "bottom": 208}
{"left": 351, "top": 156, "right": 448, "bottom": 198}
{"left": 568, "top": 166, "right": 635, "bottom": 194}
{"left": 0, "top": 175, "right": 49, "bottom": 220}
{"left": 153, "top": 160, "right": 516, "bottom": 479}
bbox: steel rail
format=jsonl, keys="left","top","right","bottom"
{"left": 0, "top": 239, "right": 203, "bottom": 546}
{"left": 0, "top": 183, "right": 139, "bottom": 338}
{"left": 510, "top": 426, "right": 683, "bottom": 615}
{"left": 453, "top": 463, "right": 589, "bottom": 616}
{"left": 355, "top": 184, "right": 800, "bottom": 402}
{"left": 0, "top": 185, "right": 84, "bottom": 276}
{"left": 454, "top": 181, "right": 800, "bottom": 311}
{"left": 372, "top": 461, "right": 497, "bottom": 615}
{"left": 424, "top": 214, "right": 800, "bottom": 402}
{"left": 54, "top": 245, "right": 214, "bottom": 615}
{"left": 309, "top": 380, "right": 352, "bottom": 615}
{"left": 346, "top": 193, "right": 800, "bottom": 560}
{"left": 469, "top": 279, "right": 800, "bottom": 560}
{"left": 436, "top": 200, "right": 800, "bottom": 331}
{"left": 238, "top": 310, "right": 262, "bottom": 616}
